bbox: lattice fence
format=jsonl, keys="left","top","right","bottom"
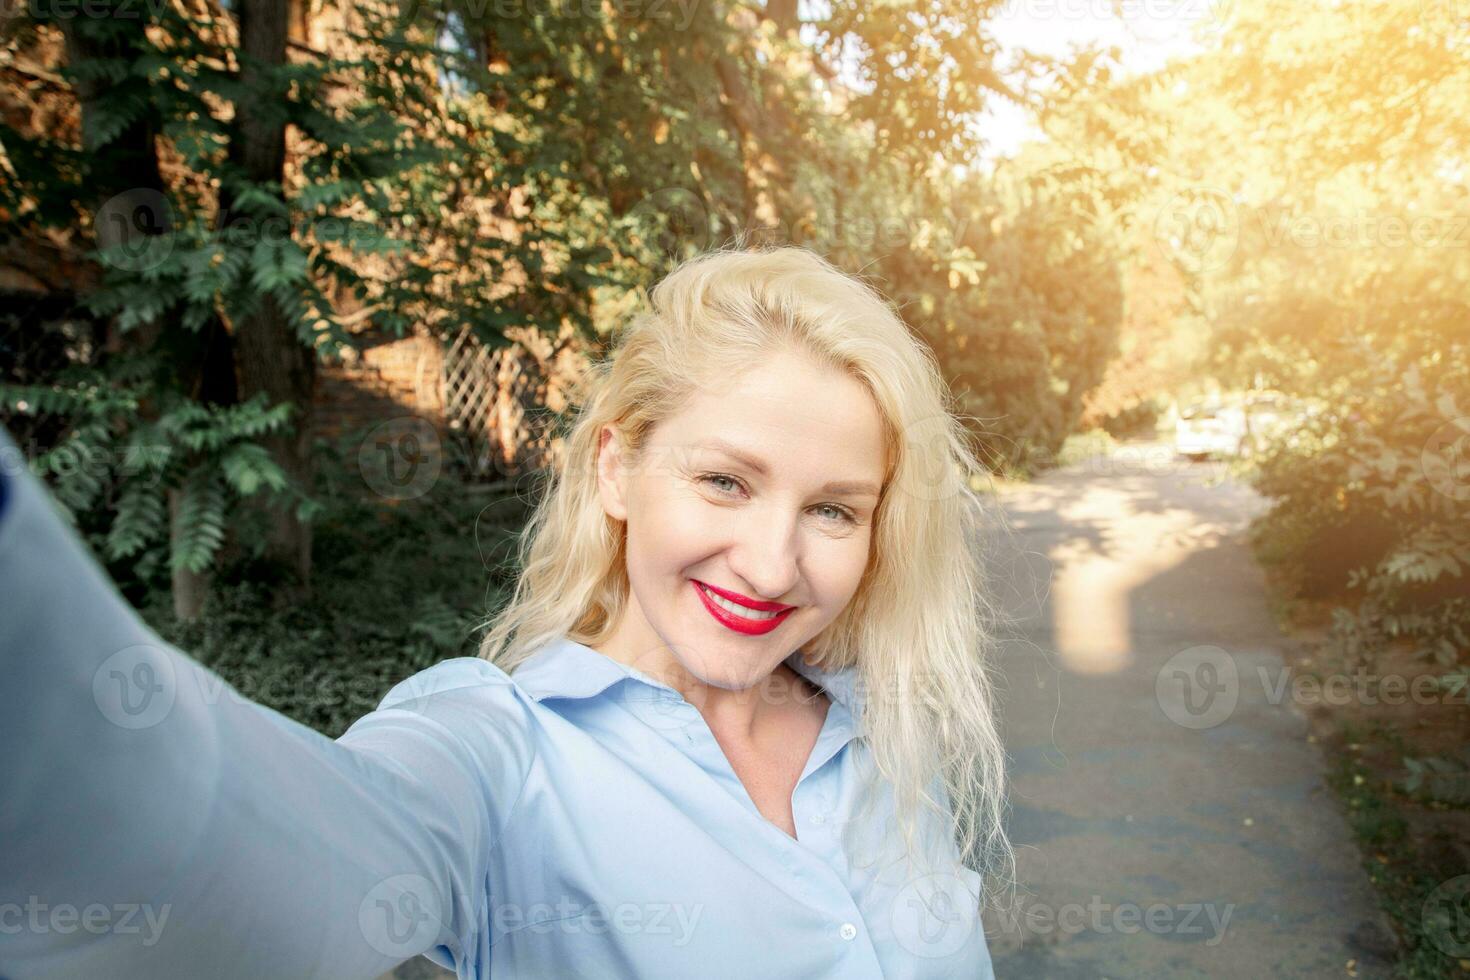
{"left": 441, "top": 323, "right": 584, "bottom": 480}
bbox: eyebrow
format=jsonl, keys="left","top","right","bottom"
{"left": 691, "top": 438, "right": 883, "bottom": 499}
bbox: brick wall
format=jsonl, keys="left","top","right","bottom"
{"left": 311, "top": 326, "right": 446, "bottom": 443}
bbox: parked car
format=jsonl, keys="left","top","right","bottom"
{"left": 1176, "top": 392, "right": 1322, "bottom": 460}
{"left": 1175, "top": 400, "right": 1247, "bottom": 459}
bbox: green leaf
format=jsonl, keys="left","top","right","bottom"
{"left": 106, "top": 482, "right": 166, "bottom": 560}
{"left": 170, "top": 470, "right": 228, "bottom": 575}
{"left": 221, "top": 443, "right": 289, "bottom": 497}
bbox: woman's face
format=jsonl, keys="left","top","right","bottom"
{"left": 596, "top": 347, "right": 888, "bottom": 692}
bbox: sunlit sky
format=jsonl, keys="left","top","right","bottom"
{"left": 980, "top": 0, "right": 1226, "bottom": 158}
{"left": 798, "top": 0, "right": 1222, "bottom": 165}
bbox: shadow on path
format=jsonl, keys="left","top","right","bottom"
{"left": 979, "top": 443, "right": 1397, "bottom": 978}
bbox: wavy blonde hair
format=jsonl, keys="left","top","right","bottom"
{"left": 477, "top": 243, "right": 1015, "bottom": 908}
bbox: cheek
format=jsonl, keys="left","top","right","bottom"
{"left": 626, "top": 482, "right": 721, "bottom": 567}
{"left": 809, "top": 531, "right": 873, "bottom": 605}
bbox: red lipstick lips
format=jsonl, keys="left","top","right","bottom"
{"left": 693, "top": 580, "right": 796, "bottom": 636}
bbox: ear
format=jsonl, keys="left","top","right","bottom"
{"left": 595, "top": 424, "right": 630, "bottom": 522}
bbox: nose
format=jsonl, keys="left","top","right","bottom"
{"left": 726, "top": 506, "right": 802, "bottom": 604}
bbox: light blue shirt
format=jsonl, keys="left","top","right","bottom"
{"left": 0, "top": 423, "right": 993, "bottom": 979}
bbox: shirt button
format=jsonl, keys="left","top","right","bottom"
{"left": 811, "top": 813, "right": 825, "bottom": 825}
{"left": 838, "top": 922, "right": 857, "bottom": 941}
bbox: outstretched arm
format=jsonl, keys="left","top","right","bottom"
{"left": 0, "top": 425, "right": 534, "bottom": 979}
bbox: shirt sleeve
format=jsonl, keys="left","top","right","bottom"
{"left": 0, "top": 424, "right": 537, "bottom": 979}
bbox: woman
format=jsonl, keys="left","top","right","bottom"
{"left": 0, "top": 245, "right": 1014, "bottom": 979}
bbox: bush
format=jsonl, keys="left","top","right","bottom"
{"left": 141, "top": 450, "right": 538, "bottom": 737}
{"left": 1245, "top": 358, "right": 1470, "bottom": 671}
{"left": 1099, "top": 397, "right": 1163, "bottom": 440}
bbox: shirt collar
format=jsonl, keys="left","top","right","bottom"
{"left": 510, "top": 635, "right": 867, "bottom": 729}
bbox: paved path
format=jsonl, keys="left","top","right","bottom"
{"left": 977, "top": 442, "right": 1397, "bottom": 978}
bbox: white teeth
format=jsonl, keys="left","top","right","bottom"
{"left": 700, "top": 585, "right": 781, "bottom": 621}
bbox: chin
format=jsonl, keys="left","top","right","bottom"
{"left": 670, "top": 644, "right": 769, "bottom": 691}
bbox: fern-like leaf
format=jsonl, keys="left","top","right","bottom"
{"left": 107, "top": 481, "right": 167, "bottom": 560}
{"left": 170, "top": 469, "right": 228, "bottom": 575}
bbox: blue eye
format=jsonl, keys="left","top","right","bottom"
{"left": 699, "top": 474, "right": 857, "bottom": 526}
{"left": 700, "top": 474, "right": 743, "bottom": 495}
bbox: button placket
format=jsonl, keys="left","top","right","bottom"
{"left": 794, "top": 781, "right": 834, "bottom": 836}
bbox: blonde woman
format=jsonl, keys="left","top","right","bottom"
{"left": 0, "top": 245, "right": 1013, "bottom": 979}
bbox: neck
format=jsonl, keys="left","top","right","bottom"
{"left": 593, "top": 621, "right": 824, "bottom": 743}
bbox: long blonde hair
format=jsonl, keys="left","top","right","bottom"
{"left": 476, "top": 243, "right": 1015, "bottom": 908}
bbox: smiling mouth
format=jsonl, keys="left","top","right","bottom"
{"left": 700, "top": 586, "right": 782, "bottom": 620}
{"left": 692, "top": 581, "right": 796, "bottom": 635}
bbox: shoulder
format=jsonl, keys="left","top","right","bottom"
{"left": 377, "top": 656, "right": 519, "bottom": 709}
{"left": 366, "top": 657, "right": 538, "bottom": 748}
{"left": 340, "top": 657, "right": 542, "bottom": 814}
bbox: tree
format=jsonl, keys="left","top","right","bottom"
{"left": 3, "top": 0, "right": 1132, "bottom": 616}
{"left": 1026, "top": 0, "right": 1470, "bottom": 670}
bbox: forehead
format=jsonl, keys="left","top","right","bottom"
{"left": 651, "top": 351, "right": 888, "bottom": 482}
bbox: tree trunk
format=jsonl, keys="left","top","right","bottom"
{"left": 764, "top": 0, "right": 798, "bottom": 33}
{"left": 59, "top": 15, "right": 167, "bottom": 355}
{"left": 221, "top": 0, "right": 317, "bottom": 595}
